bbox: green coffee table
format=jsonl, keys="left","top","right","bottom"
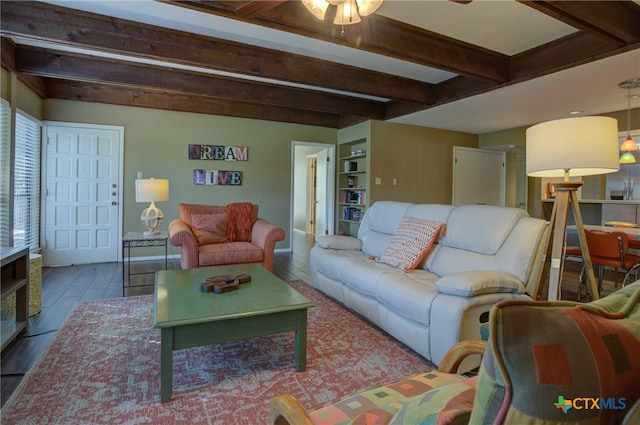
{"left": 153, "top": 264, "right": 313, "bottom": 402}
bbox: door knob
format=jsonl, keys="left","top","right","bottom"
{"left": 112, "top": 201, "right": 117, "bottom": 206}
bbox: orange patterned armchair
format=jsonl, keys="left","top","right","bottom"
{"left": 168, "top": 203, "right": 285, "bottom": 271}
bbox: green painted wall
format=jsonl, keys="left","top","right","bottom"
{"left": 42, "top": 99, "right": 337, "bottom": 250}
{"left": 369, "top": 121, "right": 477, "bottom": 204}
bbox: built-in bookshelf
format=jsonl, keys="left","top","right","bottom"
{"left": 1, "top": 247, "right": 29, "bottom": 350}
{"left": 337, "top": 138, "right": 368, "bottom": 236}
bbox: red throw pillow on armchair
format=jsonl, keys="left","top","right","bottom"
{"left": 227, "top": 202, "right": 254, "bottom": 242}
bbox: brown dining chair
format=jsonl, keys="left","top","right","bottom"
{"left": 583, "top": 230, "right": 640, "bottom": 300}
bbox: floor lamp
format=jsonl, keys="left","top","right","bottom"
{"left": 526, "top": 116, "right": 619, "bottom": 301}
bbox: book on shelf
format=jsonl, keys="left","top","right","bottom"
{"left": 341, "top": 190, "right": 365, "bottom": 205}
{"left": 343, "top": 206, "right": 362, "bottom": 222}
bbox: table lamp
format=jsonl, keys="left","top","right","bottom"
{"left": 526, "top": 116, "right": 619, "bottom": 301}
{"left": 135, "top": 178, "right": 169, "bottom": 236}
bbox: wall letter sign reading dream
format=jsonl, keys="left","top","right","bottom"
{"left": 189, "top": 144, "right": 248, "bottom": 161}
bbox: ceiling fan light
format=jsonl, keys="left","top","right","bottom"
{"left": 334, "top": 0, "right": 361, "bottom": 25}
{"left": 356, "top": 0, "right": 383, "bottom": 16}
{"left": 620, "top": 135, "right": 639, "bottom": 152}
{"left": 301, "top": 0, "right": 330, "bottom": 20}
{"left": 620, "top": 152, "right": 636, "bottom": 164}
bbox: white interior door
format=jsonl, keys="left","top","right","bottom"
{"left": 42, "top": 123, "right": 123, "bottom": 266}
{"left": 314, "top": 149, "right": 329, "bottom": 236}
{"left": 453, "top": 146, "right": 505, "bottom": 206}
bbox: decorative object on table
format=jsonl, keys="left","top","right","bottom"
{"left": 526, "top": 116, "right": 619, "bottom": 301}
{"left": 135, "top": 178, "right": 169, "bottom": 236}
{"left": 200, "top": 273, "right": 252, "bottom": 292}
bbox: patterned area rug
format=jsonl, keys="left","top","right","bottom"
{"left": 1, "top": 280, "right": 433, "bottom": 424}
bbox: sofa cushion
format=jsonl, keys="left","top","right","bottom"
{"left": 358, "top": 201, "right": 413, "bottom": 257}
{"left": 435, "top": 271, "right": 525, "bottom": 298}
{"left": 440, "top": 205, "right": 526, "bottom": 255}
{"left": 190, "top": 212, "right": 228, "bottom": 245}
{"left": 316, "top": 235, "right": 362, "bottom": 251}
{"left": 198, "top": 241, "right": 263, "bottom": 266}
{"left": 339, "top": 257, "right": 393, "bottom": 297}
{"left": 376, "top": 271, "right": 440, "bottom": 326}
{"left": 379, "top": 218, "right": 444, "bottom": 271}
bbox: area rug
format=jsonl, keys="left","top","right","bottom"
{"left": 1, "top": 280, "right": 433, "bottom": 424}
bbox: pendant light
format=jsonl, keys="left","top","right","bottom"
{"left": 618, "top": 78, "right": 640, "bottom": 162}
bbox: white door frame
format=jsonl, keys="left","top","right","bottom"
{"left": 290, "top": 141, "right": 335, "bottom": 248}
{"left": 41, "top": 121, "right": 125, "bottom": 264}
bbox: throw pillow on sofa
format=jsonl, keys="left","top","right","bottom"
{"left": 379, "top": 217, "right": 444, "bottom": 271}
{"left": 191, "top": 213, "right": 228, "bottom": 245}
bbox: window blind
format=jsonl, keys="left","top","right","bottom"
{"left": 0, "top": 99, "right": 11, "bottom": 247}
{"left": 13, "top": 109, "right": 41, "bottom": 252}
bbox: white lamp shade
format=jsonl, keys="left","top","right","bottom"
{"left": 135, "top": 178, "right": 169, "bottom": 203}
{"left": 334, "top": 0, "right": 361, "bottom": 25}
{"left": 526, "top": 116, "right": 619, "bottom": 178}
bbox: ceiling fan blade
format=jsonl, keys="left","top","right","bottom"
{"left": 449, "top": 0, "right": 473, "bottom": 4}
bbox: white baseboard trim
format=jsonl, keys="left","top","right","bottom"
{"left": 123, "top": 254, "right": 180, "bottom": 263}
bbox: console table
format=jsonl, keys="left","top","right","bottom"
{"left": 1, "top": 247, "right": 29, "bottom": 350}
{"left": 122, "top": 232, "right": 168, "bottom": 296}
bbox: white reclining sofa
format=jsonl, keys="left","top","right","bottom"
{"left": 310, "top": 201, "right": 549, "bottom": 366}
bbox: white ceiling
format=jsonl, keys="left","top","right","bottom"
{"left": 39, "top": 0, "right": 640, "bottom": 134}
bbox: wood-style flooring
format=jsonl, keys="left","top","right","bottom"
{"left": 0, "top": 233, "right": 626, "bottom": 407}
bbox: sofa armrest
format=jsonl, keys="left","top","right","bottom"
{"left": 437, "top": 339, "right": 487, "bottom": 374}
{"left": 269, "top": 394, "right": 315, "bottom": 425}
{"left": 316, "top": 235, "right": 362, "bottom": 251}
{"left": 252, "top": 219, "right": 286, "bottom": 272}
{"left": 168, "top": 219, "right": 199, "bottom": 269}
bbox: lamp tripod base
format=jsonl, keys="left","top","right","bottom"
{"left": 535, "top": 181, "right": 599, "bottom": 301}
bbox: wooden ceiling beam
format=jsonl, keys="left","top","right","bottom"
{"left": 234, "top": 1, "right": 286, "bottom": 18}
{"left": 172, "top": 0, "right": 510, "bottom": 83}
{"left": 44, "top": 79, "right": 340, "bottom": 128}
{"left": 0, "top": 1, "right": 433, "bottom": 105}
{"left": 14, "top": 47, "right": 386, "bottom": 119}
{"left": 519, "top": 1, "right": 640, "bottom": 46}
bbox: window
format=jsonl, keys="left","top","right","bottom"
{"left": 14, "top": 110, "right": 41, "bottom": 251}
{"left": 0, "top": 105, "right": 42, "bottom": 252}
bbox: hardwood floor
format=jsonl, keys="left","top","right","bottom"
{"left": 0, "top": 232, "right": 627, "bottom": 407}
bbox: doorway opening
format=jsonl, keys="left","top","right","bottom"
{"left": 291, "top": 142, "right": 335, "bottom": 250}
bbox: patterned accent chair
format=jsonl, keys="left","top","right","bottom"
{"left": 168, "top": 203, "right": 285, "bottom": 272}
{"left": 269, "top": 282, "right": 640, "bottom": 425}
